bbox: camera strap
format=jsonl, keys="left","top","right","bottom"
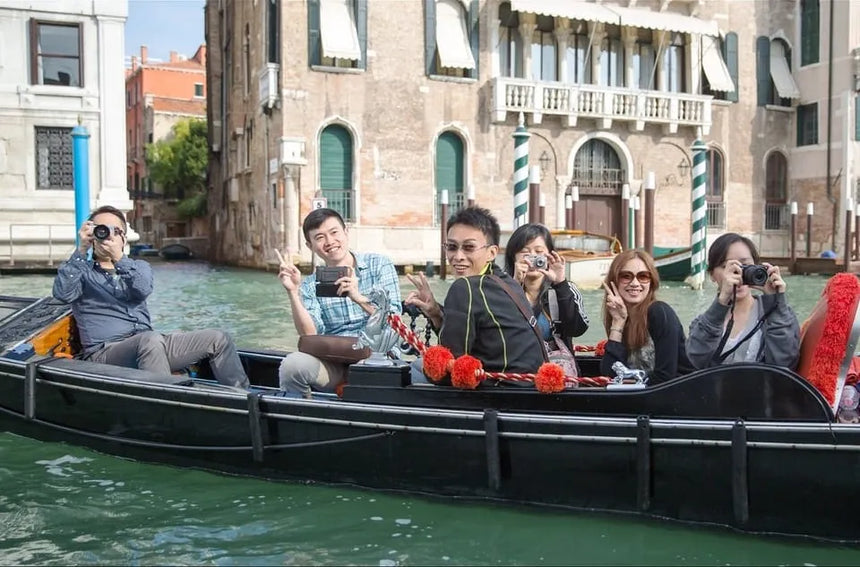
{"left": 711, "top": 287, "right": 778, "bottom": 365}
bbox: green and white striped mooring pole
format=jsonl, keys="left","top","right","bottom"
{"left": 688, "top": 139, "right": 708, "bottom": 290}
{"left": 512, "top": 113, "right": 530, "bottom": 228}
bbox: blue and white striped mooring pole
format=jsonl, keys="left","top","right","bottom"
{"left": 688, "top": 139, "right": 708, "bottom": 290}
{"left": 512, "top": 112, "right": 530, "bottom": 228}
{"left": 72, "top": 124, "right": 91, "bottom": 247}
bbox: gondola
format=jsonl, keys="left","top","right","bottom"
{"left": 0, "top": 273, "right": 858, "bottom": 542}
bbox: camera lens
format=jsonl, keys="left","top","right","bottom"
{"left": 741, "top": 264, "right": 768, "bottom": 286}
{"left": 92, "top": 224, "right": 111, "bottom": 241}
{"left": 533, "top": 255, "right": 548, "bottom": 269}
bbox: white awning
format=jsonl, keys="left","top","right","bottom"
{"left": 510, "top": 0, "right": 619, "bottom": 25}
{"left": 701, "top": 35, "right": 735, "bottom": 92}
{"left": 610, "top": 6, "right": 720, "bottom": 37}
{"left": 769, "top": 40, "right": 801, "bottom": 99}
{"left": 436, "top": 0, "right": 475, "bottom": 69}
{"left": 320, "top": 0, "right": 361, "bottom": 61}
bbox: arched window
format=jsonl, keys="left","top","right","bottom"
{"left": 498, "top": 2, "right": 523, "bottom": 78}
{"left": 435, "top": 131, "right": 465, "bottom": 224}
{"left": 705, "top": 148, "right": 725, "bottom": 229}
{"left": 765, "top": 151, "right": 788, "bottom": 230}
{"left": 319, "top": 124, "right": 354, "bottom": 221}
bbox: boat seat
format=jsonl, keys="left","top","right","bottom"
{"left": 30, "top": 313, "right": 80, "bottom": 358}
{"left": 796, "top": 272, "right": 860, "bottom": 412}
{"left": 40, "top": 357, "right": 194, "bottom": 386}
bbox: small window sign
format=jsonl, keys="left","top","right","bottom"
{"left": 311, "top": 197, "right": 327, "bottom": 210}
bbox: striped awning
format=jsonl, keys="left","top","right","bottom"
{"left": 436, "top": 0, "right": 475, "bottom": 69}
{"left": 610, "top": 6, "right": 719, "bottom": 37}
{"left": 770, "top": 40, "right": 801, "bottom": 99}
{"left": 701, "top": 35, "right": 735, "bottom": 92}
{"left": 509, "top": 0, "right": 620, "bottom": 25}
{"left": 320, "top": 0, "right": 361, "bottom": 61}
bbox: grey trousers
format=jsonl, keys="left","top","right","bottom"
{"left": 278, "top": 351, "right": 348, "bottom": 397}
{"left": 88, "top": 330, "right": 250, "bottom": 389}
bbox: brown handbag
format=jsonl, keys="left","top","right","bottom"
{"left": 297, "top": 335, "right": 371, "bottom": 365}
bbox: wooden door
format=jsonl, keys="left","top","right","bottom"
{"left": 575, "top": 196, "right": 621, "bottom": 239}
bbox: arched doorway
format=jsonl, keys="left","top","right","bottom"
{"left": 569, "top": 139, "right": 624, "bottom": 238}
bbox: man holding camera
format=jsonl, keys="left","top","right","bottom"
{"left": 276, "top": 208, "right": 401, "bottom": 397}
{"left": 52, "top": 205, "right": 249, "bottom": 388}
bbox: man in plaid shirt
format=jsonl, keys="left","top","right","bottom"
{"left": 276, "top": 208, "right": 401, "bottom": 396}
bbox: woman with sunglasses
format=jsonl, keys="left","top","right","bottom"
{"left": 503, "top": 224, "right": 589, "bottom": 350}
{"left": 686, "top": 233, "right": 799, "bottom": 370}
{"left": 601, "top": 250, "right": 693, "bottom": 384}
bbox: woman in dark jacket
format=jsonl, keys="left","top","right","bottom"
{"left": 503, "top": 223, "right": 589, "bottom": 351}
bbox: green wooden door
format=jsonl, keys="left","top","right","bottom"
{"left": 320, "top": 125, "right": 353, "bottom": 220}
{"left": 435, "top": 132, "right": 464, "bottom": 223}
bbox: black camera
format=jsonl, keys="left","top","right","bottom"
{"left": 92, "top": 224, "right": 112, "bottom": 241}
{"left": 741, "top": 264, "right": 769, "bottom": 286}
{"left": 527, "top": 254, "right": 548, "bottom": 270}
{"left": 315, "top": 266, "right": 349, "bottom": 297}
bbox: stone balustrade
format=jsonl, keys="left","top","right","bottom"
{"left": 492, "top": 77, "right": 712, "bottom": 135}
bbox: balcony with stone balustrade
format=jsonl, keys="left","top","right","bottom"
{"left": 492, "top": 77, "right": 712, "bottom": 135}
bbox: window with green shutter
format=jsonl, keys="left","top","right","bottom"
{"left": 755, "top": 36, "right": 771, "bottom": 107}
{"left": 307, "top": 0, "right": 367, "bottom": 71}
{"left": 796, "top": 103, "right": 818, "bottom": 147}
{"left": 425, "top": 0, "right": 479, "bottom": 79}
{"left": 856, "top": 96, "right": 860, "bottom": 142}
{"left": 800, "top": 0, "right": 819, "bottom": 66}
{"left": 320, "top": 125, "right": 354, "bottom": 221}
{"left": 435, "top": 132, "right": 465, "bottom": 224}
{"left": 724, "top": 32, "right": 738, "bottom": 103}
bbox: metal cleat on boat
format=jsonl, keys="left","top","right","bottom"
{"left": 606, "top": 361, "right": 648, "bottom": 390}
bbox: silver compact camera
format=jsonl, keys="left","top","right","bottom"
{"left": 527, "top": 254, "right": 548, "bottom": 270}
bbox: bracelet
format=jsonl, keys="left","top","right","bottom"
{"left": 610, "top": 326, "right": 624, "bottom": 334}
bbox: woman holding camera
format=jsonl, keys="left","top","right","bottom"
{"left": 503, "top": 224, "right": 589, "bottom": 351}
{"left": 686, "top": 233, "right": 800, "bottom": 370}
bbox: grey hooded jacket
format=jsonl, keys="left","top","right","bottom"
{"left": 686, "top": 292, "right": 800, "bottom": 370}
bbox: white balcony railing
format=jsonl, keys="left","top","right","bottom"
{"left": 492, "top": 77, "right": 713, "bottom": 135}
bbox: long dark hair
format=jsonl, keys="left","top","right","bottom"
{"left": 602, "top": 250, "right": 660, "bottom": 350}
{"left": 503, "top": 223, "right": 556, "bottom": 277}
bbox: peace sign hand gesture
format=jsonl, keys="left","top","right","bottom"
{"left": 602, "top": 281, "right": 628, "bottom": 328}
{"left": 274, "top": 248, "right": 301, "bottom": 293}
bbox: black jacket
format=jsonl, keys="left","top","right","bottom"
{"left": 600, "top": 301, "right": 693, "bottom": 384}
{"left": 533, "top": 280, "right": 589, "bottom": 349}
{"left": 440, "top": 264, "right": 546, "bottom": 373}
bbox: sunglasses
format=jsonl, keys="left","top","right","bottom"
{"left": 618, "top": 270, "right": 652, "bottom": 284}
{"left": 445, "top": 242, "right": 491, "bottom": 255}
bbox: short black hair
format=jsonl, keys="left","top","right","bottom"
{"left": 504, "top": 223, "right": 554, "bottom": 275}
{"left": 447, "top": 206, "right": 500, "bottom": 246}
{"left": 88, "top": 205, "right": 127, "bottom": 232}
{"left": 707, "top": 232, "right": 761, "bottom": 272}
{"left": 302, "top": 208, "right": 345, "bottom": 241}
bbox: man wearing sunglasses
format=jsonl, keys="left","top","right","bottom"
{"left": 52, "top": 205, "right": 249, "bottom": 389}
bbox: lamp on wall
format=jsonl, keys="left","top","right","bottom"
{"left": 677, "top": 158, "right": 691, "bottom": 179}
{"left": 539, "top": 150, "right": 551, "bottom": 176}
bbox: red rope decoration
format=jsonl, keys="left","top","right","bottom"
{"left": 387, "top": 314, "right": 612, "bottom": 391}
{"left": 802, "top": 273, "right": 860, "bottom": 406}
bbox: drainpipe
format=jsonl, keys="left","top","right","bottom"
{"left": 826, "top": 0, "right": 836, "bottom": 250}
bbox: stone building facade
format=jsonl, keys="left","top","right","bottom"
{"left": 0, "top": 0, "right": 131, "bottom": 265}
{"left": 205, "top": 0, "right": 860, "bottom": 268}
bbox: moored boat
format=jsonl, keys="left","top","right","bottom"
{"left": 0, "top": 273, "right": 858, "bottom": 542}
{"left": 654, "top": 245, "right": 692, "bottom": 281}
{"left": 551, "top": 230, "right": 622, "bottom": 290}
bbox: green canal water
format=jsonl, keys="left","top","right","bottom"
{"left": 0, "top": 262, "right": 858, "bottom": 565}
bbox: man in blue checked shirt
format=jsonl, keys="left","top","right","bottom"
{"left": 276, "top": 208, "right": 401, "bottom": 397}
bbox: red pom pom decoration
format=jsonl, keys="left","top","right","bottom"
{"left": 423, "top": 345, "right": 455, "bottom": 382}
{"left": 451, "top": 355, "right": 484, "bottom": 390}
{"left": 595, "top": 339, "right": 608, "bottom": 357}
{"left": 535, "top": 363, "right": 566, "bottom": 393}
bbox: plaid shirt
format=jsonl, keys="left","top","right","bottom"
{"left": 299, "top": 252, "right": 402, "bottom": 336}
